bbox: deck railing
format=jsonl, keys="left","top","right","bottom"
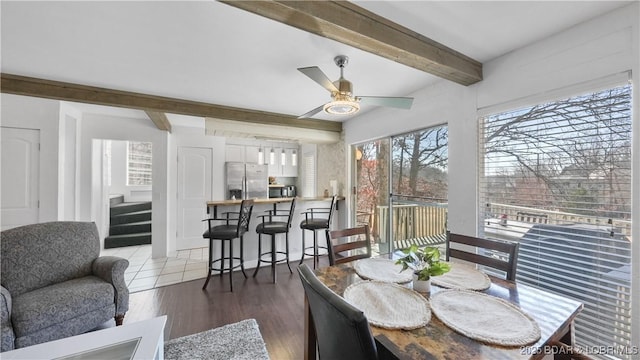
{"left": 367, "top": 201, "right": 631, "bottom": 252}
{"left": 377, "top": 203, "right": 448, "bottom": 244}
{"left": 487, "top": 203, "right": 632, "bottom": 237}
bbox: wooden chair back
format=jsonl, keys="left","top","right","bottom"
{"left": 326, "top": 225, "right": 372, "bottom": 266}
{"left": 446, "top": 231, "right": 519, "bottom": 281}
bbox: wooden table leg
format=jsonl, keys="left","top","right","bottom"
{"left": 304, "top": 296, "right": 317, "bottom": 360}
{"left": 553, "top": 322, "right": 575, "bottom": 360}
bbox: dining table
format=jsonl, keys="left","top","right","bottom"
{"left": 304, "top": 259, "right": 584, "bottom": 360}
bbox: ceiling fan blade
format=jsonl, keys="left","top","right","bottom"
{"left": 357, "top": 96, "right": 414, "bottom": 109}
{"left": 298, "top": 66, "right": 339, "bottom": 93}
{"left": 298, "top": 104, "right": 326, "bottom": 119}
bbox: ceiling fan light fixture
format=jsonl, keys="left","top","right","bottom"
{"left": 323, "top": 100, "right": 360, "bottom": 115}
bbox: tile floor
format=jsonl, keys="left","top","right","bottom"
{"left": 100, "top": 245, "right": 208, "bottom": 293}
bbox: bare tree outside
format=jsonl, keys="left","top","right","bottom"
{"left": 354, "top": 139, "right": 390, "bottom": 241}
{"left": 483, "top": 85, "right": 632, "bottom": 219}
{"left": 392, "top": 126, "right": 448, "bottom": 201}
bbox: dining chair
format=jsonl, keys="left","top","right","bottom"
{"left": 299, "top": 195, "right": 337, "bottom": 269}
{"left": 326, "top": 225, "right": 372, "bottom": 266}
{"left": 297, "top": 263, "right": 380, "bottom": 360}
{"left": 446, "top": 231, "right": 519, "bottom": 281}
{"left": 253, "top": 198, "right": 296, "bottom": 283}
{"left": 202, "top": 199, "right": 254, "bottom": 292}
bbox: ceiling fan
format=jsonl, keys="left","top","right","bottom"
{"left": 297, "top": 55, "right": 414, "bottom": 118}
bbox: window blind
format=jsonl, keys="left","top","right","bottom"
{"left": 127, "top": 141, "right": 152, "bottom": 186}
{"left": 302, "top": 153, "right": 316, "bottom": 198}
{"left": 479, "top": 84, "right": 632, "bottom": 358}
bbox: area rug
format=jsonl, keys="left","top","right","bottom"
{"left": 164, "top": 319, "right": 270, "bottom": 360}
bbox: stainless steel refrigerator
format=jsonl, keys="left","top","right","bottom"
{"left": 225, "top": 162, "right": 269, "bottom": 200}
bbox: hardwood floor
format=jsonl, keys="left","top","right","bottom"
{"left": 125, "top": 256, "right": 330, "bottom": 360}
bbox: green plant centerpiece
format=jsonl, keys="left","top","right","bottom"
{"left": 395, "top": 245, "right": 451, "bottom": 281}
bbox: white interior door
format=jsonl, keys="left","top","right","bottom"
{"left": 177, "top": 146, "right": 212, "bottom": 250}
{"left": 1, "top": 127, "right": 40, "bottom": 230}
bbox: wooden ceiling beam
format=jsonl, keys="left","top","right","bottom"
{"left": 144, "top": 110, "right": 172, "bottom": 133}
{"left": 0, "top": 73, "right": 343, "bottom": 133}
{"left": 221, "top": 1, "right": 483, "bottom": 86}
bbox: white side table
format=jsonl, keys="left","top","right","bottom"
{"left": 2, "top": 316, "right": 167, "bottom": 360}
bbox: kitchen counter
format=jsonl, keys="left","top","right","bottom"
{"left": 206, "top": 196, "right": 344, "bottom": 217}
{"left": 206, "top": 196, "right": 343, "bottom": 207}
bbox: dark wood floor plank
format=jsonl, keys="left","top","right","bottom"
{"left": 126, "top": 257, "right": 330, "bottom": 359}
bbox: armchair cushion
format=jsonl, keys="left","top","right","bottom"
{"left": 12, "top": 276, "right": 114, "bottom": 336}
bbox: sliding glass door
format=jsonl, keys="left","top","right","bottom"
{"left": 352, "top": 125, "right": 449, "bottom": 255}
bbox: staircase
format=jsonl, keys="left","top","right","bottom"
{"left": 105, "top": 195, "right": 152, "bottom": 249}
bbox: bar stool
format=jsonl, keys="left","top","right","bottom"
{"left": 299, "top": 195, "right": 337, "bottom": 269}
{"left": 202, "top": 199, "right": 254, "bottom": 292}
{"left": 253, "top": 198, "right": 296, "bottom": 283}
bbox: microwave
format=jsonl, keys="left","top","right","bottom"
{"left": 269, "top": 185, "right": 296, "bottom": 198}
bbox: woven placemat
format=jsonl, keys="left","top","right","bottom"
{"left": 353, "top": 258, "right": 413, "bottom": 284}
{"left": 431, "top": 262, "right": 491, "bottom": 291}
{"left": 344, "top": 281, "right": 430, "bottom": 330}
{"left": 430, "top": 289, "right": 541, "bottom": 346}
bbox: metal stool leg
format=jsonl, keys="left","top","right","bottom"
{"left": 271, "top": 234, "right": 277, "bottom": 283}
{"left": 253, "top": 233, "right": 263, "bottom": 278}
{"left": 239, "top": 236, "right": 248, "bottom": 278}
{"left": 299, "top": 229, "right": 306, "bottom": 265}
{"left": 285, "top": 232, "right": 292, "bottom": 274}
{"left": 228, "top": 239, "right": 234, "bottom": 292}
{"left": 313, "top": 230, "right": 319, "bottom": 269}
{"left": 202, "top": 238, "right": 213, "bottom": 290}
{"left": 220, "top": 240, "right": 226, "bottom": 278}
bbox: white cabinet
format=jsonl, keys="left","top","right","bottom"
{"left": 244, "top": 146, "right": 259, "bottom": 164}
{"left": 268, "top": 146, "right": 298, "bottom": 177}
{"left": 267, "top": 147, "right": 281, "bottom": 176}
{"left": 227, "top": 142, "right": 298, "bottom": 177}
{"left": 282, "top": 148, "right": 298, "bottom": 177}
{"left": 225, "top": 144, "right": 261, "bottom": 163}
{"left": 225, "top": 144, "right": 245, "bottom": 163}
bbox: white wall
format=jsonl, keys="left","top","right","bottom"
{"left": 1, "top": 94, "right": 61, "bottom": 223}
{"left": 344, "top": 2, "right": 639, "bottom": 347}
{"left": 109, "top": 140, "right": 128, "bottom": 199}
{"left": 58, "top": 102, "right": 82, "bottom": 221}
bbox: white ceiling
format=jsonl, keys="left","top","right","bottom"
{"left": 0, "top": 1, "right": 632, "bottom": 126}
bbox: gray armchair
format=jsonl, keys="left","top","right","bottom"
{"left": 0, "top": 221, "right": 129, "bottom": 351}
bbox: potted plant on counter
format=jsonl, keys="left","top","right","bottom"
{"left": 395, "top": 244, "right": 450, "bottom": 292}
